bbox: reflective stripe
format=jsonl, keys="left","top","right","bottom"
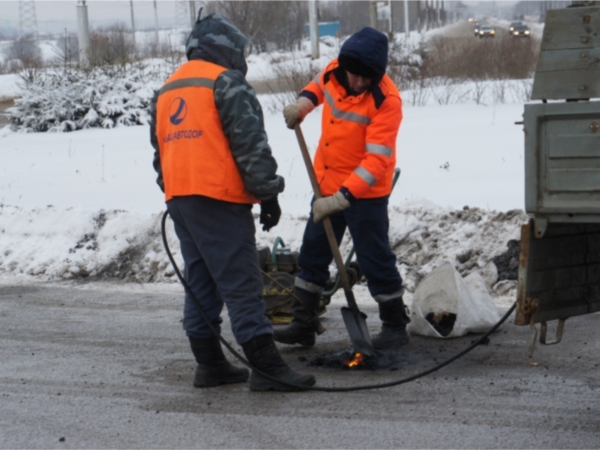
{"left": 366, "top": 143, "right": 393, "bottom": 157}
{"left": 295, "top": 277, "right": 324, "bottom": 294}
{"left": 354, "top": 166, "right": 377, "bottom": 186}
{"left": 374, "top": 289, "right": 405, "bottom": 303}
{"left": 325, "top": 90, "right": 371, "bottom": 125}
{"left": 159, "top": 77, "right": 215, "bottom": 96}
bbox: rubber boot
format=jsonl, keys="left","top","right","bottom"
{"left": 241, "top": 334, "right": 316, "bottom": 391}
{"left": 273, "top": 287, "right": 321, "bottom": 347}
{"left": 371, "top": 298, "right": 411, "bottom": 350}
{"left": 189, "top": 336, "right": 249, "bottom": 388}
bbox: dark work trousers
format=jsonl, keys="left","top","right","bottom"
{"left": 297, "top": 195, "right": 403, "bottom": 301}
{"left": 166, "top": 195, "right": 273, "bottom": 345}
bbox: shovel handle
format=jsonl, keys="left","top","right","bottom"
{"left": 294, "top": 124, "right": 360, "bottom": 312}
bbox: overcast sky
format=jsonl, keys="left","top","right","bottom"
{"left": 0, "top": 0, "right": 512, "bottom": 36}
{"left": 1, "top": 1, "right": 188, "bottom": 34}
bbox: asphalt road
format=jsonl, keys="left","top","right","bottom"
{"left": 0, "top": 282, "right": 598, "bottom": 449}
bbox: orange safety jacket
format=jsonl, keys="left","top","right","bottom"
{"left": 155, "top": 60, "right": 258, "bottom": 204}
{"left": 302, "top": 59, "right": 402, "bottom": 199}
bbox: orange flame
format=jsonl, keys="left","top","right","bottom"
{"left": 345, "top": 352, "right": 364, "bottom": 368}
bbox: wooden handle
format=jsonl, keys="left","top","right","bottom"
{"left": 293, "top": 124, "right": 359, "bottom": 311}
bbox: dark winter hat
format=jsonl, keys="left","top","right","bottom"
{"left": 338, "top": 27, "right": 388, "bottom": 79}
{"left": 185, "top": 11, "right": 248, "bottom": 74}
{"left": 338, "top": 54, "right": 378, "bottom": 79}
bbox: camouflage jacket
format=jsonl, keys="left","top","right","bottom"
{"left": 149, "top": 13, "right": 284, "bottom": 201}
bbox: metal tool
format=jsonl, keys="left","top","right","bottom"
{"left": 294, "top": 123, "right": 376, "bottom": 357}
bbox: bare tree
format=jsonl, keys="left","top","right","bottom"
{"left": 2, "top": 34, "right": 43, "bottom": 69}
{"left": 207, "top": 1, "right": 307, "bottom": 53}
{"left": 318, "top": 1, "right": 340, "bottom": 22}
{"left": 269, "top": 1, "right": 307, "bottom": 52}
{"left": 208, "top": 1, "right": 267, "bottom": 53}
{"left": 52, "top": 31, "right": 79, "bottom": 69}
{"left": 339, "top": 1, "right": 370, "bottom": 35}
{"left": 104, "top": 23, "right": 138, "bottom": 67}
{"left": 162, "top": 33, "right": 186, "bottom": 74}
{"left": 263, "top": 55, "right": 320, "bottom": 111}
{"left": 85, "top": 24, "right": 138, "bottom": 70}
{"left": 424, "top": 34, "right": 537, "bottom": 82}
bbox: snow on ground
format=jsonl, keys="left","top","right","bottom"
{"left": 0, "top": 98, "right": 526, "bottom": 214}
{"left": 0, "top": 96, "right": 527, "bottom": 311}
{"left": 0, "top": 73, "right": 20, "bottom": 101}
{"left": 0, "top": 26, "right": 530, "bottom": 312}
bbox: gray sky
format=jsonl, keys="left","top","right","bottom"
{"left": 1, "top": 0, "right": 188, "bottom": 35}
{"left": 0, "top": 0, "right": 517, "bottom": 37}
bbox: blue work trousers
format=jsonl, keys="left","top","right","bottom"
{"left": 166, "top": 195, "right": 273, "bottom": 344}
{"left": 297, "top": 196, "right": 403, "bottom": 300}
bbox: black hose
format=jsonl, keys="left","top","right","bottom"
{"left": 161, "top": 210, "right": 516, "bottom": 392}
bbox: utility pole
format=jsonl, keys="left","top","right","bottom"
{"left": 189, "top": 0, "right": 197, "bottom": 26}
{"left": 309, "top": 0, "right": 319, "bottom": 60}
{"left": 370, "top": 0, "right": 378, "bottom": 29}
{"left": 388, "top": 0, "right": 393, "bottom": 35}
{"left": 153, "top": 0, "right": 160, "bottom": 55}
{"left": 76, "top": 0, "right": 91, "bottom": 67}
{"left": 129, "top": 0, "right": 136, "bottom": 48}
{"left": 404, "top": 0, "right": 410, "bottom": 39}
{"left": 18, "top": 0, "right": 38, "bottom": 38}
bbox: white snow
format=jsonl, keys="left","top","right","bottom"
{"left": 0, "top": 30, "right": 529, "bottom": 313}
{"left": 0, "top": 73, "right": 20, "bottom": 101}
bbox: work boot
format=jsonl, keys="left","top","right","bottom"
{"left": 242, "top": 334, "right": 316, "bottom": 391}
{"left": 273, "top": 286, "right": 321, "bottom": 347}
{"left": 189, "top": 336, "right": 249, "bottom": 388}
{"left": 371, "top": 298, "right": 411, "bottom": 350}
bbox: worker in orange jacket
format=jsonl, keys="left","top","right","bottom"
{"left": 150, "top": 12, "right": 315, "bottom": 391}
{"left": 274, "top": 27, "right": 410, "bottom": 350}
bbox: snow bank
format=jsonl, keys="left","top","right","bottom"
{"left": 0, "top": 205, "right": 177, "bottom": 282}
{"left": 0, "top": 202, "right": 528, "bottom": 296}
{"left": 0, "top": 74, "right": 20, "bottom": 102}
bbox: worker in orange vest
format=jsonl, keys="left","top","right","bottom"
{"left": 150, "top": 12, "right": 315, "bottom": 391}
{"left": 274, "top": 27, "right": 411, "bottom": 350}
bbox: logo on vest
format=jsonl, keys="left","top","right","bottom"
{"left": 169, "top": 97, "right": 187, "bottom": 125}
{"left": 164, "top": 97, "right": 203, "bottom": 143}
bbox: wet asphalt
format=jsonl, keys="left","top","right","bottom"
{"left": 0, "top": 282, "right": 599, "bottom": 449}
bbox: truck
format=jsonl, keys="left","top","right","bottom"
{"left": 517, "top": 1, "right": 600, "bottom": 356}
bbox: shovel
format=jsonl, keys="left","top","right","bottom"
{"left": 293, "top": 124, "right": 376, "bottom": 358}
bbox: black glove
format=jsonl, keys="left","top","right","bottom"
{"left": 260, "top": 197, "right": 281, "bottom": 232}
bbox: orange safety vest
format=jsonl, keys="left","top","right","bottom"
{"left": 303, "top": 59, "right": 402, "bottom": 198}
{"left": 156, "top": 60, "right": 258, "bottom": 204}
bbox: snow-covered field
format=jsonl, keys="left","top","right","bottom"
{"left": 0, "top": 24, "right": 531, "bottom": 312}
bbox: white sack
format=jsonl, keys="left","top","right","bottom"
{"left": 408, "top": 261, "right": 501, "bottom": 338}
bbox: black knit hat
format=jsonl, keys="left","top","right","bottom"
{"left": 338, "top": 54, "right": 378, "bottom": 78}
{"left": 338, "top": 27, "right": 388, "bottom": 79}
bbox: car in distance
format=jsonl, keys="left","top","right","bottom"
{"left": 473, "top": 22, "right": 481, "bottom": 36}
{"left": 509, "top": 21, "right": 524, "bottom": 33}
{"left": 478, "top": 25, "right": 496, "bottom": 38}
{"left": 512, "top": 23, "right": 531, "bottom": 37}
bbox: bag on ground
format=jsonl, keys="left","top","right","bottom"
{"left": 408, "top": 261, "right": 500, "bottom": 338}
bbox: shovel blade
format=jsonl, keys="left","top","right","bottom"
{"left": 340, "top": 306, "right": 377, "bottom": 357}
